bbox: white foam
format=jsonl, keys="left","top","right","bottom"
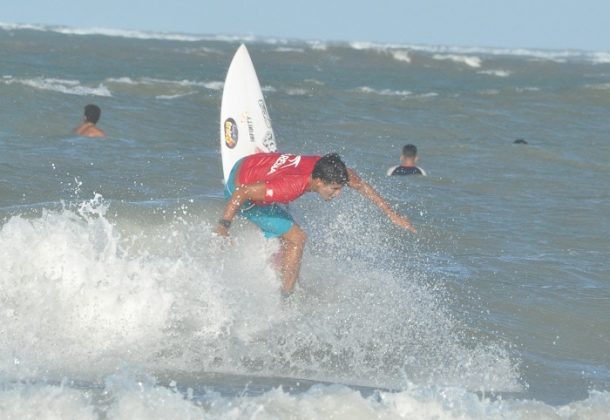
{"left": 1, "top": 378, "right": 609, "bottom": 419}
{"left": 0, "top": 383, "right": 97, "bottom": 419}
{"left": 155, "top": 92, "right": 197, "bottom": 100}
{"left": 585, "top": 83, "right": 610, "bottom": 90}
{"left": 1, "top": 76, "right": 111, "bottom": 96}
{"left": 304, "top": 79, "right": 325, "bottom": 86}
{"left": 274, "top": 47, "right": 305, "bottom": 53}
{"left": 0, "top": 196, "right": 235, "bottom": 377}
{"left": 0, "top": 195, "right": 519, "bottom": 394}
{"left": 0, "top": 21, "right": 267, "bottom": 44}
{"left": 478, "top": 69, "right": 512, "bottom": 77}
{"left": 591, "top": 52, "right": 610, "bottom": 64}
{"left": 433, "top": 54, "right": 482, "bottom": 68}
{"left": 350, "top": 41, "right": 379, "bottom": 51}
{"left": 356, "top": 86, "right": 438, "bottom": 99}
{"left": 348, "top": 39, "right": 610, "bottom": 65}
{"left": 285, "top": 88, "right": 309, "bottom": 96}
{"left": 515, "top": 86, "right": 541, "bottom": 93}
{"left": 3, "top": 21, "right": 609, "bottom": 65}
{"left": 106, "top": 77, "right": 223, "bottom": 91}
{"left": 203, "top": 81, "right": 225, "bottom": 91}
{"left": 391, "top": 50, "right": 412, "bottom": 63}
{"left": 0, "top": 22, "right": 48, "bottom": 32}
{"left": 308, "top": 41, "right": 328, "bottom": 51}
{"left": 0, "top": 22, "right": 201, "bottom": 42}
{"left": 357, "top": 86, "right": 413, "bottom": 97}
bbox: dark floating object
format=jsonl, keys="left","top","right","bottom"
{"left": 514, "top": 139, "right": 528, "bottom": 144}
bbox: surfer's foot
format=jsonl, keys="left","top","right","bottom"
{"left": 280, "top": 288, "right": 293, "bottom": 300}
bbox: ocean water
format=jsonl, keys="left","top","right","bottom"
{"left": 1, "top": 23, "right": 609, "bottom": 419}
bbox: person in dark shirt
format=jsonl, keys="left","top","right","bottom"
{"left": 387, "top": 144, "right": 426, "bottom": 176}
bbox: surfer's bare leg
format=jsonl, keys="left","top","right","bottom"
{"left": 279, "top": 224, "right": 307, "bottom": 295}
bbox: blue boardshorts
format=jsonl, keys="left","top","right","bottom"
{"left": 224, "top": 159, "right": 294, "bottom": 238}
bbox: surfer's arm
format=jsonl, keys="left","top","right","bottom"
{"left": 346, "top": 168, "right": 416, "bottom": 233}
{"left": 215, "top": 183, "right": 267, "bottom": 236}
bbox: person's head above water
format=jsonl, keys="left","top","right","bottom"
{"left": 84, "top": 104, "right": 101, "bottom": 124}
{"left": 401, "top": 144, "right": 418, "bottom": 159}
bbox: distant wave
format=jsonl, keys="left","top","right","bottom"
{"left": 307, "top": 41, "right": 328, "bottom": 51}
{"left": 2, "top": 21, "right": 609, "bottom": 65}
{"left": 357, "top": 86, "right": 412, "bottom": 97}
{"left": 0, "top": 22, "right": 258, "bottom": 43}
{"left": 515, "top": 86, "right": 540, "bottom": 93}
{"left": 350, "top": 42, "right": 380, "bottom": 51}
{"left": 261, "top": 86, "right": 277, "bottom": 94}
{"left": 304, "top": 79, "right": 325, "bottom": 86}
{"left": 106, "top": 77, "right": 223, "bottom": 91}
{"left": 391, "top": 50, "right": 411, "bottom": 63}
{"left": 1, "top": 76, "right": 111, "bottom": 96}
{"left": 348, "top": 40, "right": 610, "bottom": 65}
{"left": 433, "top": 54, "right": 482, "bottom": 68}
{"left": 273, "top": 47, "right": 305, "bottom": 53}
{"left": 584, "top": 83, "right": 610, "bottom": 90}
{"left": 0, "top": 75, "right": 226, "bottom": 97}
{"left": 156, "top": 92, "right": 197, "bottom": 100}
{"left": 478, "top": 86, "right": 541, "bottom": 95}
{"left": 285, "top": 88, "right": 309, "bottom": 96}
{"left": 350, "top": 43, "right": 413, "bottom": 64}
{"left": 591, "top": 52, "right": 610, "bottom": 64}
{"left": 478, "top": 69, "right": 512, "bottom": 77}
{"left": 356, "top": 86, "right": 438, "bottom": 98}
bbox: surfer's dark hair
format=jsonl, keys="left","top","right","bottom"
{"left": 312, "top": 153, "right": 349, "bottom": 185}
{"left": 84, "top": 104, "right": 101, "bottom": 124}
{"left": 402, "top": 144, "right": 418, "bottom": 158}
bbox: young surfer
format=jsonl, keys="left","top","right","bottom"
{"left": 215, "top": 152, "right": 416, "bottom": 296}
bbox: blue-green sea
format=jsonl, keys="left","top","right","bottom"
{"left": 1, "top": 23, "right": 609, "bottom": 419}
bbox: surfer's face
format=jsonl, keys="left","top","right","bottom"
{"left": 316, "top": 182, "right": 344, "bottom": 201}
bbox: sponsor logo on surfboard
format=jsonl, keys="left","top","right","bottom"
{"left": 258, "top": 99, "right": 273, "bottom": 128}
{"left": 223, "top": 118, "right": 238, "bottom": 149}
{"left": 246, "top": 116, "right": 255, "bottom": 142}
{"left": 262, "top": 131, "right": 276, "bottom": 151}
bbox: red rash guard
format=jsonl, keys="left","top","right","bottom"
{"left": 238, "top": 153, "right": 321, "bottom": 204}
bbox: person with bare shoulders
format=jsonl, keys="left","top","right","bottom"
{"left": 74, "top": 104, "right": 106, "bottom": 138}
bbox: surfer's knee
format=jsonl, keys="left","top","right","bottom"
{"left": 283, "top": 224, "right": 307, "bottom": 248}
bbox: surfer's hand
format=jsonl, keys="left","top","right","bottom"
{"left": 214, "top": 225, "right": 230, "bottom": 237}
{"left": 391, "top": 214, "right": 417, "bottom": 234}
{"left": 214, "top": 218, "right": 232, "bottom": 237}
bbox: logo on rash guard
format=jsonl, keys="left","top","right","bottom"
{"left": 267, "top": 154, "right": 301, "bottom": 175}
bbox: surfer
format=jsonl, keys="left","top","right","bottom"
{"left": 216, "top": 152, "right": 416, "bottom": 296}
{"left": 74, "top": 104, "right": 106, "bottom": 138}
{"left": 387, "top": 144, "right": 426, "bottom": 176}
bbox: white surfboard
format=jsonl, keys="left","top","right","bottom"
{"left": 220, "top": 44, "right": 277, "bottom": 182}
